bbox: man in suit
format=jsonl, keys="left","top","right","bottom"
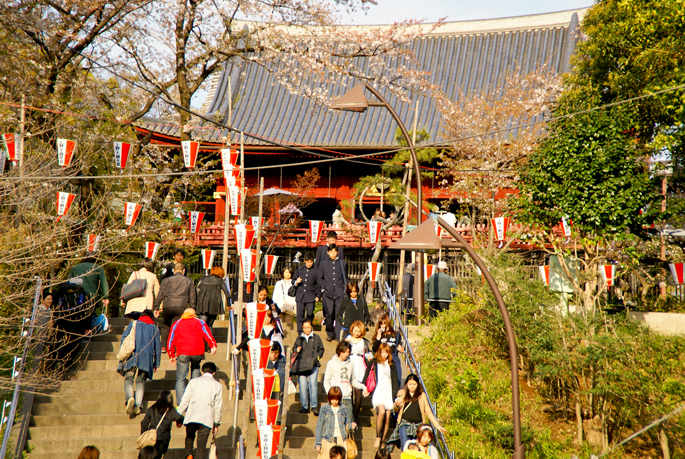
{"left": 293, "top": 252, "right": 320, "bottom": 334}
{"left": 314, "top": 231, "right": 345, "bottom": 270}
{"left": 318, "top": 244, "right": 348, "bottom": 342}
{"left": 178, "top": 361, "right": 222, "bottom": 459}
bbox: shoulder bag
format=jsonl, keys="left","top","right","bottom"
{"left": 280, "top": 282, "right": 297, "bottom": 315}
{"left": 136, "top": 408, "right": 168, "bottom": 449}
{"left": 365, "top": 363, "right": 377, "bottom": 393}
{"left": 121, "top": 271, "right": 148, "bottom": 301}
{"left": 116, "top": 321, "right": 137, "bottom": 361}
{"left": 291, "top": 338, "right": 316, "bottom": 375}
{"left": 287, "top": 280, "right": 298, "bottom": 298}
{"left": 346, "top": 429, "right": 358, "bottom": 459}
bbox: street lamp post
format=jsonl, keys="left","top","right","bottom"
{"left": 330, "top": 82, "right": 525, "bottom": 459}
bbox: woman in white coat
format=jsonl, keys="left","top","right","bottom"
{"left": 272, "top": 267, "right": 297, "bottom": 317}
{"left": 124, "top": 258, "right": 160, "bottom": 319}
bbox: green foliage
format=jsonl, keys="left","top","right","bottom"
{"left": 388, "top": 127, "right": 439, "bottom": 179}
{"left": 419, "top": 253, "right": 685, "bottom": 458}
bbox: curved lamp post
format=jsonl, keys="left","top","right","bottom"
{"left": 330, "top": 82, "right": 525, "bottom": 459}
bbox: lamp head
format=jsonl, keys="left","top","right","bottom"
{"left": 329, "top": 83, "right": 369, "bottom": 112}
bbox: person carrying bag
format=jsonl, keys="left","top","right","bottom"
{"left": 291, "top": 319, "right": 324, "bottom": 415}
{"left": 137, "top": 408, "right": 168, "bottom": 449}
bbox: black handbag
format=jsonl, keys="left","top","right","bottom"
{"left": 287, "top": 282, "right": 298, "bottom": 298}
{"left": 290, "top": 338, "right": 315, "bottom": 375}
{"left": 120, "top": 272, "right": 148, "bottom": 301}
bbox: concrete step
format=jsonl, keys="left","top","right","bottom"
{"left": 28, "top": 434, "right": 235, "bottom": 452}
{"left": 28, "top": 448, "right": 236, "bottom": 459}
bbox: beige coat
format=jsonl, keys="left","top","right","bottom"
{"left": 393, "top": 390, "right": 441, "bottom": 428}
{"left": 124, "top": 268, "right": 160, "bottom": 314}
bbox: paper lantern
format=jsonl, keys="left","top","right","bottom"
{"left": 423, "top": 264, "right": 435, "bottom": 281}
{"left": 189, "top": 211, "right": 205, "bottom": 234}
{"left": 435, "top": 222, "right": 444, "bottom": 239}
{"left": 264, "top": 255, "right": 279, "bottom": 275}
{"left": 1, "top": 134, "right": 18, "bottom": 161}
{"left": 246, "top": 301, "right": 269, "bottom": 339}
{"left": 251, "top": 216, "right": 265, "bottom": 230}
{"left": 258, "top": 425, "right": 282, "bottom": 459}
{"left": 368, "top": 262, "right": 382, "bottom": 283}
{"left": 310, "top": 220, "right": 324, "bottom": 243}
{"left": 221, "top": 149, "right": 239, "bottom": 185}
{"left": 181, "top": 140, "right": 199, "bottom": 169}
{"left": 539, "top": 265, "right": 550, "bottom": 286}
{"left": 86, "top": 234, "right": 101, "bottom": 252}
{"left": 56, "top": 192, "right": 76, "bottom": 221}
{"left": 235, "top": 224, "right": 256, "bottom": 252}
{"left": 57, "top": 138, "right": 76, "bottom": 167}
{"left": 254, "top": 399, "right": 281, "bottom": 428}
{"left": 368, "top": 220, "right": 382, "bottom": 245}
{"left": 228, "top": 186, "right": 241, "bottom": 216}
{"left": 248, "top": 339, "right": 272, "bottom": 372}
{"left": 599, "top": 264, "right": 617, "bottom": 288}
{"left": 669, "top": 263, "right": 684, "bottom": 285}
{"left": 201, "top": 249, "right": 216, "bottom": 270}
{"left": 252, "top": 369, "right": 277, "bottom": 401}
{"left": 145, "top": 241, "right": 160, "bottom": 260}
{"left": 125, "top": 202, "right": 142, "bottom": 227}
{"left": 241, "top": 248, "right": 257, "bottom": 283}
{"left": 561, "top": 216, "right": 572, "bottom": 237}
{"left": 491, "top": 217, "right": 509, "bottom": 248}
{"left": 113, "top": 141, "right": 131, "bottom": 169}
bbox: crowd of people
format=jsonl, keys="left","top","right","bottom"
{"left": 56, "top": 224, "right": 457, "bottom": 459}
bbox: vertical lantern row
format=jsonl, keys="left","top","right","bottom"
{"left": 246, "top": 302, "right": 282, "bottom": 459}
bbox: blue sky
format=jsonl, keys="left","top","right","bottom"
{"left": 342, "top": 0, "right": 592, "bottom": 24}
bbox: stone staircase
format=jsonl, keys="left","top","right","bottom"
{"left": 26, "top": 315, "right": 393, "bottom": 459}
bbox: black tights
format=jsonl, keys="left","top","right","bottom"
{"left": 352, "top": 388, "right": 363, "bottom": 422}
{"left": 375, "top": 406, "right": 391, "bottom": 443}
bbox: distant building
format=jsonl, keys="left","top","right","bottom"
{"left": 135, "top": 8, "right": 586, "bottom": 223}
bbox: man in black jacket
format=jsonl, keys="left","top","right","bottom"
{"left": 293, "top": 252, "right": 320, "bottom": 334}
{"left": 314, "top": 231, "right": 345, "bottom": 270}
{"left": 154, "top": 263, "right": 196, "bottom": 352}
{"left": 160, "top": 248, "right": 185, "bottom": 281}
{"left": 318, "top": 244, "right": 348, "bottom": 342}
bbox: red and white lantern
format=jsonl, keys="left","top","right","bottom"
{"left": 189, "top": 211, "right": 205, "bottom": 234}
{"left": 201, "top": 249, "right": 216, "bottom": 270}
{"left": 241, "top": 248, "right": 257, "bottom": 282}
{"left": 669, "top": 263, "right": 685, "bottom": 285}
{"left": 221, "top": 148, "right": 239, "bottom": 185}
{"left": 235, "top": 224, "right": 256, "bottom": 252}
{"left": 252, "top": 369, "right": 277, "bottom": 401}
{"left": 264, "top": 255, "right": 279, "bottom": 275}
{"left": 491, "top": 217, "right": 509, "bottom": 247}
{"left": 1, "top": 134, "right": 18, "bottom": 162}
{"left": 246, "top": 302, "right": 269, "bottom": 339}
{"left": 423, "top": 264, "right": 436, "bottom": 281}
{"left": 86, "top": 234, "right": 101, "bottom": 252}
{"left": 228, "top": 186, "right": 241, "bottom": 216}
{"left": 599, "top": 264, "right": 617, "bottom": 288}
{"left": 181, "top": 140, "right": 200, "bottom": 169}
{"left": 56, "top": 192, "right": 76, "bottom": 221}
{"left": 435, "top": 222, "right": 444, "bottom": 239}
{"left": 368, "top": 262, "right": 382, "bottom": 283}
{"left": 251, "top": 216, "right": 265, "bottom": 230}
{"left": 310, "top": 220, "right": 324, "bottom": 243}
{"left": 248, "top": 338, "right": 272, "bottom": 372}
{"left": 561, "top": 216, "right": 572, "bottom": 237}
{"left": 125, "top": 202, "right": 142, "bottom": 227}
{"left": 258, "top": 425, "right": 282, "bottom": 459}
{"left": 254, "top": 399, "right": 280, "bottom": 428}
{"left": 539, "top": 265, "right": 550, "bottom": 286}
{"left": 368, "top": 221, "right": 382, "bottom": 245}
{"left": 57, "top": 138, "right": 76, "bottom": 167}
{"left": 145, "top": 241, "right": 160, "bottom": 260}
{"left": 113, "top": 141, "right": 131, "bottom": 169}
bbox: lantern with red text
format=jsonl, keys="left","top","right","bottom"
{"left": 368, "top": 262, "right": 382, "bottom": 284}
{"left": 310, "top": 220, "right": 324, "bottom": 243}
{"left": 599, "top": 264, "right": 617, "bottom": 288}
{"left": 56, "top": 192, "right": 76, "bottom": 221}
{"left": 254, "top": 399, "right": 281, "bottom": 428}
{"left": 57, "top": 138, "right": 76, "bottom": 167}
{"left": 181, "top": 140, "right": 199, "bottom": 169}
{"left": 251, "top": 216, "right": 265, "bottom": 230}
{"left": 368, "top": 221, "right": 382, "bottom": 245}
{"left": 248, "top": 338, "right": 272, "bottom": 372}
{"left": 235, "top": 224, "right": 256, "bottom": 252}
{"left": 201, "top": 249, "right": 216, "bottom": 271}
{"left": 228, "top": 186, "right": 241, "bottom": 216}
{"left": 669, "top": 263, "right": 685, "bottom": 285}
{"left": 252, "top": 369, "right": 277, "bottom": 401}
{"left": 264, "top": 255, "right": 279, "bottom": 275}
{"left": 86, "top": 234, "right": 101, "bottom": 252}
{"left": 145, "top": 242, "right": 160, "bottom": 260}
{"left": 258, "top": 425, "right": 282, "bottom": 459}
{"left": 221, "top": 148, "right": 239, "bottom": 184}
{"left": 241, "top": 249, "right": 257, "bottom": 282}
{"left": 560, "top": 216, "right": 572, "bottom": 243}
{"left": 246, "top": 302, "right": 268, "bottom": 339}
{"left": 125, "top": 202, "right": 142, "bottom": 228}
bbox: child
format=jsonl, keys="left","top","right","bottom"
{"left": 140, "top": 390, "right": 184, "bottom": 459}
{"left": 329, "top": 445, "right": 346, "bottom": 459}
{"left": 266, "top": 343, "right": 286, "bottom": 399}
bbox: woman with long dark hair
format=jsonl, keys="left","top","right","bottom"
{"left": 140, "top": 390, "right": 184, "bottom": 458}
{"left": 363, "top": 342, "right": 399, "bottom": 449}
{"left": 372, "top": 314, "right": 404, "bottom": 382}
{"left": 336, "top": 281, "right": 370, "bottom": 340}
{"left": 387, "top": 374, "right": 447, "bottom": 449}
{"left": 196, "top": 266, "right": 231, "bottom": 327}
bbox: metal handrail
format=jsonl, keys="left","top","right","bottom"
{"left": 1, "top": 277, "right": 41, "bottom": 458}
{"left": 382, "top": 281, "right": 455, "bottom": 459}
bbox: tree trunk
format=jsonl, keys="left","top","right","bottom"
{"left": 576, "top": 402, "right": 583, "bottom": 446}
{"left": 660, "top": 428, "right": 670, "bottom": 459}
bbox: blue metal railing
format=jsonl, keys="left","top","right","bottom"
{"left": 382, "top": 281, "right": 454, "bottom": 459}
{"left": 1, "top": 277, "right": 41, "bottom": 458}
